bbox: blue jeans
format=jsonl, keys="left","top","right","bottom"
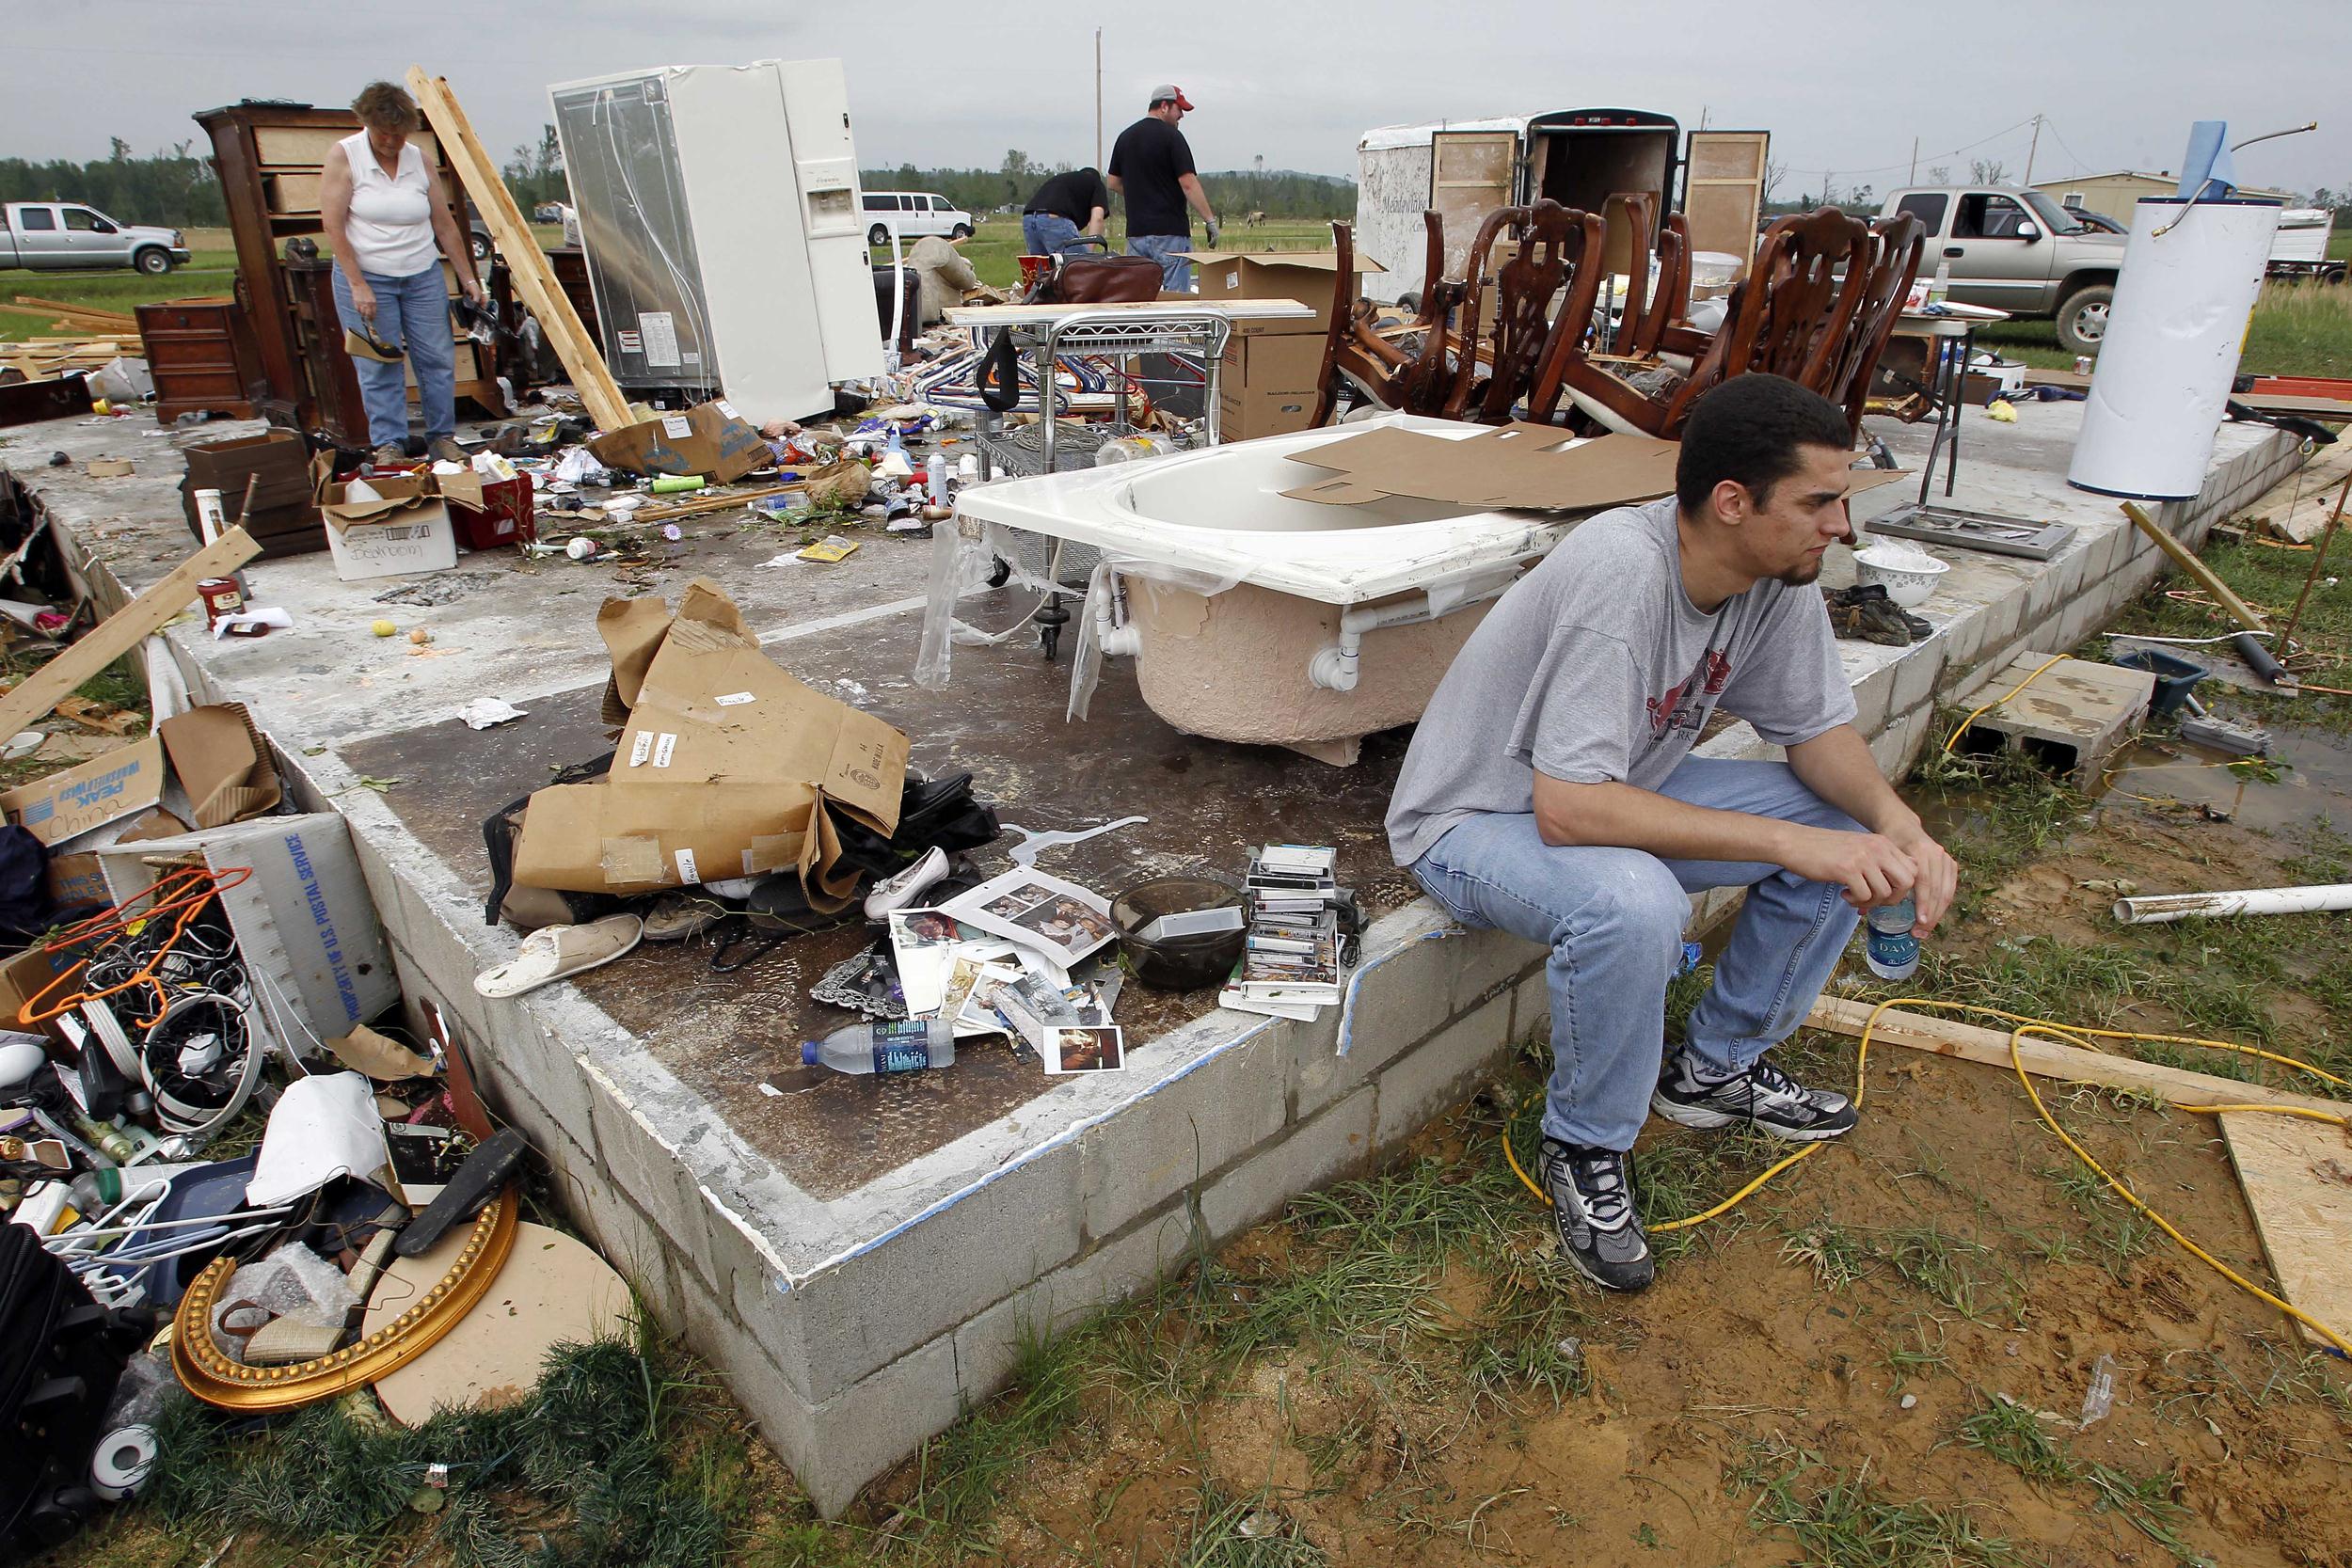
{"left": 1022, "top": 214, "right": 1090, "bottom": 257}
{"left": 331, "top": 264, "right": 456, "bottom": 447}
{"left": 1411, "top": 758, "right": 1863, "bottom": 1150}
{"left": 1128, "top": 232, "right": 1194, "bottom": 291}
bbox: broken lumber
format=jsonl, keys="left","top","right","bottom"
{"left": 10, "top": 295, "right": 136, "bottom": 331}
{"left": 0, "top": 527, "right": 258, "bottom": 738}
{"left": 2218, "top": 1109, "right": 2352, "bottom": 1349}
{"left": 405, "top": 67, "right": 631, "bottom": 433}
{"left": 2121, "top": 501, "right": 2268, "bottom": 633}
{"left": 632, "top": 483, "right": 804, "bottom": 524}
{"left": 1804, "top": 995, "right": 2349, "bottom": 1117}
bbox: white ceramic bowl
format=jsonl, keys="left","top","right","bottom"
{"left": 1852, "top": 546, "right": 1949, "bottom": 608}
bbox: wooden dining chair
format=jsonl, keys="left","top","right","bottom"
{"left": 1442, "top": 199, "right": 1605, "bottom": 423}
{"left": 1821, "top": 212, "right": 1927, "bottom": 437}
{"left": 1550, "top": 205, "right": 1873, "bottom": 440}
{"left": 1319, "top": 210, "right": 1463, "bottom": 420}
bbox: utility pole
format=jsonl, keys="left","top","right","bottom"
{"left": 2023, "top": 113, "right": 2042, "bottom": 186}
{"left": 1094, "top": 29, "right": 1104, "bottom": 170}
{"left": 1909, "top": 136, "right": 1918, "bottom": 183}
{"left": 1824, "top": 170, "right": 1835, "bottom": 207}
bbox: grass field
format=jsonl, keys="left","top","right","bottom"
{"left": 13, "top": 214, "right": 2345, "bottom": 382}
{"left": 0, "top": 223, "right": 567, "bottom": 342}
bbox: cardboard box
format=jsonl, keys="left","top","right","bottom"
{"left": 437, "top": 470, "right": 535, "bottom": 551}
{"left": 96, "top": 813, "right": 399, "bottom": 1053}
{"left": 1216, "top": 331, "right": 1328, "bottom": 441}
{"left": 157, "top": 703, "right": 280, "bottom": 829}
{"left": 0, "top": 736, "right": 166, "bottom": 847}
{"left": 587, "top": 399, "right": 770, "bottom": 483}
{"left": 513, "top": 580, "right": 908, "bottom": 908}
{"left": 316, "top": 467, "right": 458, "bottom": 581}
{"left": 0, "top": 944, "right": 72, "bottom": 1044}
{"left": 1186, "top": 249, "right": 1384, "bottom": 336}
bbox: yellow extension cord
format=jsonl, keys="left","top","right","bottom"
{"left": 1500, "top": 656, "right": 2352, "bottom": 1354}
{"left": 1501, "top": 998, "right": 2352, "bottom": 1355}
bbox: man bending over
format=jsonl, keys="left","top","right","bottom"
{"left": 1386, "top": 374, "right": 1957, "bottom": 1292}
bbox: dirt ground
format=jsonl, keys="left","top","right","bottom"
{"left": 843, "top": 717, "right": 2352, "bottom": 1568}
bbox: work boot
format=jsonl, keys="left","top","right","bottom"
{"left": 370, "top": 443, "right": 411, "bottom": 470}
{"left": 427, "top": 436, "right": 469, "bottom": 465}
{"left": 1821, "top": 583, "right": 1914, "bottom": 646}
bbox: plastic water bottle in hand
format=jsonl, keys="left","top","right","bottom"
{"left": 1865, "top": 895, "right": 1920, "bottom": 982}
{"left": 802, "top": 1019, "right": 957, "bottom": 1075}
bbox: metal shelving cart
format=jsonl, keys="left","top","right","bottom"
{"left": 942, "top": 298, "right": 1310, "bottom": 656}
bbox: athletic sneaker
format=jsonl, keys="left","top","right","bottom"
{"left": 1539, "top": 1137, "right": 1655, "bottom": 1292}
{"left": 1651, "top": 1052, "right": 1859, "bottom": 1142}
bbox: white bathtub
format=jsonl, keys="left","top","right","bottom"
{"left": 944, "top": 415, "right": 1581, "bottom": 764}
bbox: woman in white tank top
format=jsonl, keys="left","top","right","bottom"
{"left": 319, "top": 81, "right": 485, "bottom": 463}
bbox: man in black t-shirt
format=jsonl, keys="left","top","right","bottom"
{"left": 1022, "top": 167, "right": 1110, "bottom": 259}
{"left": 1107, "top": 84, "right": 1220, "bottom": 290}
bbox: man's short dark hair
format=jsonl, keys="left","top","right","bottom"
{"left": 1675, "top": 373, "right": 1852, "bottom": 513}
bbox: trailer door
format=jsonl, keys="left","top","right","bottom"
{"left": 1681, "top": 129, "right": 1771, "bottom": 267}
{"left": 1430, "top": 130, "right": 1518, "bottom": 283}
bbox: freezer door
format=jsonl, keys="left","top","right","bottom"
{"left": 776, "top": 57, "right": 883, "bottom": 385}
{"left": 549, "top": 72, "right": 716, "bottom": 392}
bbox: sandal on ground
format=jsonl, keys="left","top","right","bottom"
{"left": 474, "top": 913, "right": 644, "bottom": 998}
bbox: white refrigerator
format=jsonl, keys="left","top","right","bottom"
{"left": 549, "top": 58, "right": 882, "bottom": 422}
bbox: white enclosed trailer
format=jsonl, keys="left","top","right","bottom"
{"left": 1353, "top": 108, "right": 1769, "bottom": 305}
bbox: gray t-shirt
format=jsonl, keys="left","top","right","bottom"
{"left": 1387, "top": 496, "right": 1855, "bottom": 866}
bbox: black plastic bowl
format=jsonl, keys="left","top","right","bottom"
{"left": 1110, "top": 876, "right": 1248, "bottom": 991}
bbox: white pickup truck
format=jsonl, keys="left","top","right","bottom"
{"left": 0, "top": 201, "right": 190, "bottom": 275}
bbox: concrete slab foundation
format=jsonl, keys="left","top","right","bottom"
{"left": 0, "top": 398, "right": 2301, "bottom": 1515}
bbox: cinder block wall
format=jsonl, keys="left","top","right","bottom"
{"left": 127, "top": 426, "right": 2304, "bottom": 1517}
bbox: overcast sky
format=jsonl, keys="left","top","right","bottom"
{"left": 8, "top": 0, "right": 2346, "bottom": 200}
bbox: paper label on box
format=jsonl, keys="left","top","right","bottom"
{"left": 628, "top": 732, "right": 654, "bottom": 768}
{"left": 715, "top": 400, "right": 739, "bottom": 420}
{"left": 641, "top": 312, "right": 681, "bottom": 368}
{"left": 653, "top": 733, "right": 677, "bottom": 768}
{"left": 1222, "top": 268, "right": 1240, "bottom": 290}
{"left": 675, "top": 847, "right": 698, "bottom": 884}
{"left": 660, "top": 415, "right": 691, "bottom": 440}
{"left": 714, "top": 692, "right": 755, "bottom": 706}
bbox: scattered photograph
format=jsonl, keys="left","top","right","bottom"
{"left": 888, "top": 909, "right": 961, "bottom": 948}
{"left": 943, "top": 869, "right": 1118, "bottom": 965}
{"left": 1043, "top": 1025, "right": 1126, "bottom": 1075}
{"left": 1009, "top": 895, "right": 1116, "bottom": 953}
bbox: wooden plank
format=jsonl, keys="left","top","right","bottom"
{"left": 11, "top": 295, "right": 137, "bottom": 328}
{"left": 2234, "top": 392, "right": 2352, "bottom": 421}
{"left": 1804, "top": 995, "right": 2350, "bottom": 1117}
{"left": 944, "top": 298, "right": 1315, "bottom": 325}
{"left": 2121, "top": 501, "right": 2268, "bottom": 633}
{"left": 0, "top": 529, "right": 259, "bottom": 737}
{"left": 405, "top": 67, "right": 631, "bottom": 432}
{"left": 633, "top": 483, "right": 804, "bottom": 524}
{"left": 2219, "top": 1109, "right": 2352, "bottom": 1348}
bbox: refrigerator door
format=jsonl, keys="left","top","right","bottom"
{"left": 549, "top": 71, "right": 718, "bottom": 394}
{"left": 776, "top": 58, "right": 885, "bottom": 385}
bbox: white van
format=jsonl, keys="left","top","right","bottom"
{"left": 862, "top": 191, "right": 974, "bottom": 246}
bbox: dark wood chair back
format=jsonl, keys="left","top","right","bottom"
{"left": 1825, "top": 212, "right": 1927, "bottom": 436}
{"left": 1446, "top": 199, "right": 1605, "bottom": 423}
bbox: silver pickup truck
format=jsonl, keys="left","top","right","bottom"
{"left": 1878, "top": 185, "right": 2126, "bottom": 356}
{"left": 0, "top": 201, "right": 190, "bottom": 275}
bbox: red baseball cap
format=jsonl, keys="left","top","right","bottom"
{"left": 1149, "top": 84, "right": 1196, "bottom": 111}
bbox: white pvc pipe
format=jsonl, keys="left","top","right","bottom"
{"left": 2112, "top": 883, "right": 2352, "bottom": 924}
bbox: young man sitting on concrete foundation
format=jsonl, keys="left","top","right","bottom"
{"left": 1385, "top": 373, "right": 1958, "bottom": 1292}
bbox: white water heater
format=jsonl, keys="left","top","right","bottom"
{"left": 2068, "top": 197, "right": 2280, "bottom": 500}
{"left": 550, "top": 59, "right": 882, "bottom": 423}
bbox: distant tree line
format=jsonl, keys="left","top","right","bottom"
{"left": 859, "top": 150, "right": 1355, "bottom": 219}
{"left": 0, "top": 140, "right": 225, "bottom": 227}
{"left": 0, "top": 137, "right": 1360, "bottom": 230}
